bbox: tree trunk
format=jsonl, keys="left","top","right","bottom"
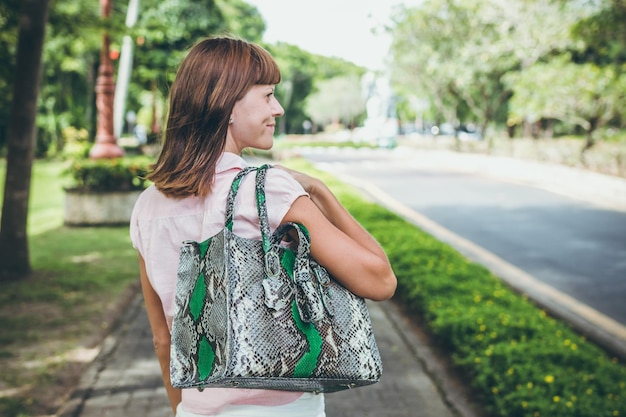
{"left": 0, "top": 0, "right": 51, "bottom": 280}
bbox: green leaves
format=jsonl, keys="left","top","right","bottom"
{"left": 389, "top": 0, "right": 596, "bottom": 139}
{"left": 64, "top": 156, "right": 152, "bottom": 192}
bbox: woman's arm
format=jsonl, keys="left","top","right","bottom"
{"left": 276, "top": 166, "right": 397, "bottom": 301}
{"left": 138, "top": 254, "right": 181, "bottom": 415}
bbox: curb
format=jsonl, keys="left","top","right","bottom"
{"left": 381, "top": 300, "right": 483, "bottom": 417}
{"left": 339, "top": 173, "right": 626, "bottom": 361}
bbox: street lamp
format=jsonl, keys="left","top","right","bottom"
{"left": 90, "top": 0, "right": 124, "bottom": 159}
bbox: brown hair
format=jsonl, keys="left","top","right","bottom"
{"left": 147, "top": 36, "right": 281, "bottom": 198}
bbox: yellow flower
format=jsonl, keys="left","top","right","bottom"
{"left": 553, "top": 396, "right": 560, "bottom": 403}
{"left": 521, "top": 401, "right": 528, "bottom": 408}
{"left": 544, "top": 375, "right": 555, "bottom": 384}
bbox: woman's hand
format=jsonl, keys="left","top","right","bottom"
{"left": 278, "top": 166, "right": 397, "bottom": 301}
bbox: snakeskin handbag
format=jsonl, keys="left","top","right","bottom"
{"left": 170, "top": 164, "right": 382, "bottom": 393}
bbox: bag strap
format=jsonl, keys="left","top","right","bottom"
{"left": 254, "top": 164, "right": 313, "bottom": 252}
{"left": 253, "top": 164, "right": 273, "bottom": 252}
{"left": 253, "top": 166, "right": 333, "bottom": 322}
{"left": 253, "top": 163, "right": 312, "bottom": 254}
{"left": 226, "top": 163, "right": 314, "bottom": 266}
{"left": 224, "top": 166, "right": 259, "bottom": 231}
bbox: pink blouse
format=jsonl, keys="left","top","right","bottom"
{"left": 130, "top": 152, "right": 308, "bottom": 415}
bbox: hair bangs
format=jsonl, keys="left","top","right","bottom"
{"left": 251, "top": 44, "right": 281, "bottom": 85}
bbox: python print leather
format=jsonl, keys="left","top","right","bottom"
{"left": 170, "top": 166, "right": 382, "bottom": 392}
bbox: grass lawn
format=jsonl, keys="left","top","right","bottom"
{"left": 0, "top": 159, "right": 141, "bottom": 416}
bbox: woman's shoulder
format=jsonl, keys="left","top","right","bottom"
{"left": 133, "top": 185, "right": 167, "bottom": 213}
{"left": 132, "top": 185, "right": 204, "bottom": 220}
{"left": 261, "top": 166, "right": 308, "bottom": 219}
{"left": 265, "top": 166, "right": 305, "bottom": 191}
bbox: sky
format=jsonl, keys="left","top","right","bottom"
{"left": 244, "top": 0, "right": 420, "bottom": 71}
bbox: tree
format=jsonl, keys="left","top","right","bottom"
{"left": 572, "top": 0, "right": 626, "bottom": 67}
{"left": 0, "top": 0, "right": 51, "bottom": 279}
{"left": 268, "top": 42, "right": 366, "bottom": 134}
{"left": 268, "top": 42, "right": 317, "bottom": 134}
{"left": 130, "top": 0, "right": 258, "bottom": 137}
{"left": 132, "top": 0, "right": 229, "bottom": 99}
{"left": 305, "top": 75, "right": 366, "bottom": 128}
{"left": 506, "top": 57, "right": 626, "bottom": 152}
{"left": 389, "top": 0, "right": 585, "bottom": 140}
{"left": 217, "top": 0, "right": 265, "bottom": 43}
{"left": 37, "top": 0, "right": 101, "bottom": 156}
{"left": 0, "top": 0, "right": 24, "bottom": 150}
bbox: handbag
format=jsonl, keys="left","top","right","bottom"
{"left": 170, "top": 164, "right": 382, "bottom": 393}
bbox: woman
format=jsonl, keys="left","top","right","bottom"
{"left": 130, "top": 36, "right": 397, "bottom": 417}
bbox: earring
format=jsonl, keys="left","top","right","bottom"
{"left": 229, "top": 117, "right": 234, "bottom": 124}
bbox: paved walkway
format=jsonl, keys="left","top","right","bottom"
{"left": 57, "top": 294, "right": 475, "bottom": 417}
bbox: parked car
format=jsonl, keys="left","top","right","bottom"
{"left": 457, "top": 124, "right": 483, "bottom": 141}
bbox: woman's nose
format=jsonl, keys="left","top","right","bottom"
{"left": 273, "top": 99, "right": 285, "bottom": 117}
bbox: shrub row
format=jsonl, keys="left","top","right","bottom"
{"left": 322, "top": 171, "right": 626, "bottom": 417}
{"left": 63, "top": 155, "right": 152, "bottom": 192}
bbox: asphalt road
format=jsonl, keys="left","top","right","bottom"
{"left": 296, "top": 146, "right": 626, "bottom": 329}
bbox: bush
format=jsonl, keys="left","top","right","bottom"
{"left": 59, "top": 126, "right": 91, "bottom": 160}
{"left": 64, "top": 156, "right": 152, "bottom": 192}
{"left": 346, "top": 197, "right": 626, "bottom": 417}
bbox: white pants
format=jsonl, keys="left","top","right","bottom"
{"left": 175, "top": 393, "right": 326, "bottom": 417}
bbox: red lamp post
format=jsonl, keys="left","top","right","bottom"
{"left": 90, "top": 0, "right": 124, "bottom": 159}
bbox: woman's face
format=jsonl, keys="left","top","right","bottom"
{"left": 225, "top": 84, "right": 284, "bottom": 154}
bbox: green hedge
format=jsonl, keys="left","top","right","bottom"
{"left": 309, "top": 165, "right": 626, "bottom": 417}
{"left": 64, "top": 155, "right": 152, "bottom": 192}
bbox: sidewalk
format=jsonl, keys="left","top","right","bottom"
{"left": 57, "top": 292, "right": 476, "bottom": 417}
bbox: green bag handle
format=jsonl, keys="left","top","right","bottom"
{"left": 253, "top": 164, "right": 274, "bottom": 253}
{"left": 254, "top": 165, "right": 335, "bottom": 323}
{"left": 224, "top": 166, "right": 260, "bottom": 231}
{"left": 223, "top": 163, "right": 334, "bottom": 323}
